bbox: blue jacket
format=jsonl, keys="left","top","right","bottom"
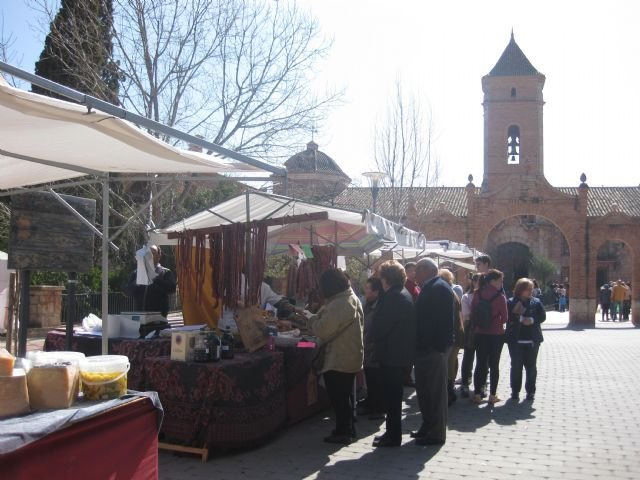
{"left": 506, "top": 296, "right": 546, "bottom": 345}
{"left": 415, "top": 276, "right": 455, "bottom": 353}
{"left": 373, "top": 286, "right": 415, "bottom": 367}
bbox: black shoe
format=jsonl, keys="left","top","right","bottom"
{"left": 526, "top": 393, "right": 535, "bottom": 401}
{"left": 415, "top": 437, "right": 445, "bottom": 446}
{"left": 324, "top": 434, "right": 353, "bottom": 445}
{"left": 460, "top": 386, "right": 470, "bottom": 398}
{"left": 410, "top": 430, "right": 426, "bottom": 439}
{"left": 373, "top": 435, "right": 401, "bottom": 447}
{"left": 510, "top": 392, "right": 519, "bottom": 401}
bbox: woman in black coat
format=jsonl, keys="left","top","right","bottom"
{"left": 506, "top": 278, "right": 546, "bottom": 401}
{"left": 372, "top": 260, "right": 416, "bottom": 447}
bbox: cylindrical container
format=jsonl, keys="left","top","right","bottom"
{"left": 193, "top": 331, "right": 209, "bottom": 362}
{"left": 208, "top": 331, "right": 221, "bottom": 362}
{"left": 79, "top": 355, "right": 130, "bottom": 400}
{"left": 221, "top": 327, "right": 235, "bottom": 359}
{"left": 28, "top": 351, "right": 85, "bottom": 367}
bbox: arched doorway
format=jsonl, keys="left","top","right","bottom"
{"left": 485, "top": 215, "right": 570, "bottom": 299}
{"left": 594, "top": 239, "right": 634, "bottom": 322}
{"left": 489, "top": 242, "right": 530, "bottom": 294}
{"left": 596, "top": 241, "right": 632, "bottom": 287}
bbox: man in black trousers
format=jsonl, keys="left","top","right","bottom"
{"left": 412, "top": 258, "right": 455, "bottom": 445}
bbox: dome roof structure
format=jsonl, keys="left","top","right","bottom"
{"left": 284, "top": 141, "right": 349, "bottom": 178}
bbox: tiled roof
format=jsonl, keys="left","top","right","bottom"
{"left": 557, "top": 187, "right": 640, "bottom": 217}
{"left": 488, "top": 33, "right": 541, "bottom": 77}
{"left": 332, "top": 187, "right": 473, "bottom": 218}
{"left": 285, "top": 141, "right": 349, "bottom": 178}
{"left": 334, "top": 186, "right": 640, "bottom": 219}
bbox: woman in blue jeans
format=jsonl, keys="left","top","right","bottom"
{"left": 506, "top": 278, "right": 546, "bottom": 401}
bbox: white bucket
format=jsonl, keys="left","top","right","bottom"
{"left": 79, "top": 355, "right": 130, "bottom": 400}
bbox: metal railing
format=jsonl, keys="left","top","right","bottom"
{"left": 60, "top": 292, "right": 180, "bottom": 324}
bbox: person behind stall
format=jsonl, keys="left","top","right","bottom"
{"left": 124, "top": 245, "right": 176, "bottom": 318}
{"left": 305, "top": 268, "right": 364, "bottom": 445}
{"left": 218, "top": 274, "right": 290, "bottom": 332}
{"left": 359, "top": 276, "right": 385, "bottom": 420}
{"left": 506, "top": 278, "right": 546, "bottom": 401}
{"left": 372, "top": 260, "right": 415, "bottom": 447}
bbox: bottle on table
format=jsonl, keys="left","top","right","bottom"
{"left": 220, "top": 326, "right": 235, "bottom": 359}
{"left": 193, "top": 330, "right": 210, "bottom": 362}
{"left": 207, "top": 330, "right": 221, "bottom": 362}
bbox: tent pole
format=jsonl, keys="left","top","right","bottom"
{"left": 101, "top": 178, "right": 110, "bottom": 355}
{"left": 245, "top": 190, "right": 252, "bottom": 300}
{"left": 17, "top": 270, "right": 30, "bottom": 358}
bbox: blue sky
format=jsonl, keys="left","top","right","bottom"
{"left": 2, "top": 0, "right": 639, "bottom": 188}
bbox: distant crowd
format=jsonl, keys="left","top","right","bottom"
{"left": 598, "top": 280, "right": 632, "bottom": 321}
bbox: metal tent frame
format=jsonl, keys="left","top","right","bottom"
{"left": 0, "top": 61, "right": 286, "bottom": 355}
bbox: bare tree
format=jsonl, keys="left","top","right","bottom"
{"left": 374, "top": 80, "right": 440, "bottom": 219}
{"left": 25, "top": 0, "right": 339, "bottom": 243}
{"left": 111, "top": 0, "right": 337, "bottom": 159}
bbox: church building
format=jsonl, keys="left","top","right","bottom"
{"left": 274, "top": 34, "right": 640, "bottom": 327}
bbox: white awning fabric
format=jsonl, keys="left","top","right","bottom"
{"left": 0, "top": 75, "right": 265, "bottom": 191}
{"left": 150, "top": 191, "right": 427, "bottom": 257}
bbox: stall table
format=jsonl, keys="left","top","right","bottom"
{"left": 144, "top": 351, "right": 286, "bottom": 453}
{"left": 279, "top": 345, "right": 330, "bottom": 425}
{"left": 44, "top": 329, "right": 171, "bottom": 390}
{"left": 0, "top": 393, "right": 162, "bottom": 480}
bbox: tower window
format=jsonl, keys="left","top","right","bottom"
{"left": 507, "top": 125, "right": 520, "bottom": 164}
{"left": 511, "top": 87, "right": 516, "bottom": 97}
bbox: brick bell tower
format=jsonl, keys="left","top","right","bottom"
{"left": 481, "top": 33, "right": 546, "bottom": 192}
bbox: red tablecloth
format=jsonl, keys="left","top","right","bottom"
{"left": 144, "top": 352, "right": 286, "bottom": 450}
{"left": 44, "top": 330, "right": 171, "bottom": 390}
{"left": 0, "top": 397, "right": 159, "bottom": 480}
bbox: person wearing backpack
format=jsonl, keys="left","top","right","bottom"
{"left": 506, "top": 278, "right": 546, "bottom": 401}
{"left": 471, "top": 269, "right": 508, "bottom": 404}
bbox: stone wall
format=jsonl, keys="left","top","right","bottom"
{"left": 29, "top": 285, "right": 64, "bottom": 328}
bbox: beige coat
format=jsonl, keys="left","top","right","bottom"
{"left": 308, "top": 288, "right": 364, "bottom": 374}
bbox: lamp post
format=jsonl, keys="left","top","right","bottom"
{"left": 362, "top": 171, "right": 386, "bottom": 214}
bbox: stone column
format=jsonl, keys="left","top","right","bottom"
{"left": 569, "top": 178, "right": 595, "bottom": 326}
{"left": 29, "top": 285, "right": 64, "bottom": 328}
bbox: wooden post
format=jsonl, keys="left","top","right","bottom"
{"left": 5, "top": 273, "right": 16, "bottom": 354}
{"left": 65, "top": 272, "right": 78, "bottom": 350}
{"left": 18, "top": 270, "right": 30, "bottom": 358}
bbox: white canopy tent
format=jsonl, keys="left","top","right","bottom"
{"left": 0, "top": 62, "right": 281, "bottom": 355}
{"left": 150, "top": 191, "right": 428, "bottom": 257}
{"left": 368, "top": 238, "right": 483, "bottom": 269}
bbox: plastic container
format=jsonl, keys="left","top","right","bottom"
{"left": 79, "top": 355, "right": 130, "bottom": 400}
{"left": 28, "top": 351, "right": 85, "bottom": 367}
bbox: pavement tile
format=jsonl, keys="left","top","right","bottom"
{"left": 158, "top": 312, "right": 640, "bottom": 479}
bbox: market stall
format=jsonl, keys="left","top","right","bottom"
{"left": 0, "top": 393, "right": 163, "bottom": 479}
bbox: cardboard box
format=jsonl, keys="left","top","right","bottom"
{"left": 170, "top": 330, "right": 200, "bottom": 362}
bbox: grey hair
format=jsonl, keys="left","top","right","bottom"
{"left": 416, "top": 258, "right": 438, "bottom": 277}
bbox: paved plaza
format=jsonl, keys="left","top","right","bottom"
{"left": 159, "top": 311, "right": 640, "bottom": 479}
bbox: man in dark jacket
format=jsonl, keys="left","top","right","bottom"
{"left": 124, "top": 245, "right": 176, "bottom": 317}
{"left": 372, "top": 261, "right": 415, "bottom": 447}
{"left": 412, "top": 258, "right": 455, "bottom": 445}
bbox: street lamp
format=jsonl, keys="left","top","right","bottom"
{"left": 362, "top": 171, "right": 386, "bottom": 214}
